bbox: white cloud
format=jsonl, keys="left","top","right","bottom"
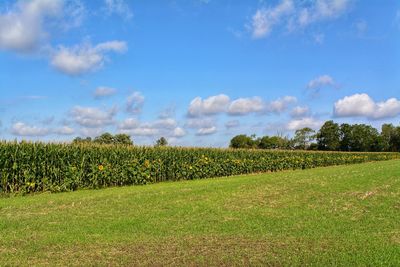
{"left": 61, "top": 0, "right": 86, "bottom": 30}
{"left": 50, "top": 40, "right": 127, "bottom": 75}
{"left": 80, "top": 127, "right": 103, "bottom": 137}
{"left": 11, "top": 122, "right": 49, "bottom": 136}
{"left": 196, "top": 126, "right": 217, "bottom": 136}
{"left": 172, "top": 127, "right": 186, "bottom": 138}
{"left": 293, "top": 0, "right": 351, "bottom": 29}
{"left": 225, "top": 120, "right": 240, "bottom": 129}
{"left": 188, "top": 94, "right": 230, "bottom": 117}
{"left": 94, "top": 86, "right": 117, "bottom": 98}
{"left": 126, "top": 127, "right": 159, "bottom": 137}
{"left": 185, "top": 118, "right": 215, "bottom": 129}
{"left": 228, "top": 97, "right": 265, "bottom": 115}
{"left": 54, "top": 126, "right": 74, "bottom": 135}
{"left": 0, "top": 0, "right": 85, "bottom": 53}
{"left": 118, "top": 118, "right": 139, "bottom": 130}
{"left": 158, "top": 105, "right": 176, "bottom": 119}
{"left": 251, "top": 0, "right": 294, "bottom": 39}
{"left": 250, "top": 0, "right": 352, "bottom": 39}
{"left": 188, "top": 94, "right": 296, "bottom": 116}
{"left": 334, "top": 93, "right": 400, "bottom": 119}
{"left": 104, "top": 0, "right": 133, "bottom": 20}
{"left": 71, "top": 106, "right": 117, "bottom": 128}
{"left": 307, "top": 75, "right": 336, "bottom": 89}
{"left": 118, "top": 117, "right": 185, "bottom": 138}
{"left": 291, "top": 106, "right": 310, "bottom": 118}
{"left": 152, "top": 118, "right": 178, "bottom": 129}
{"left": 267, "top": 96, "right": 297, "bottom": 113}
{"left": 126, "top": 92, "right": 144, "bottom": 114}
{"left": 0, "top": 0, "right": 62, "bottom": 52}
{"left": 286, "top": 117, "right": 323, "bottom": 131}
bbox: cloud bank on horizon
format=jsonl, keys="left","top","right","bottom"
{"left": 1, "top": 0, "right": 399, "bottom": 147}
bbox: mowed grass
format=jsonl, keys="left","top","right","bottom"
{"left": 1, "top": 160, "right": 399, "bottom": 266}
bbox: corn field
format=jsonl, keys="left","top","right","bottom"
{"left": 1, "top": 141, "right": 399, "bottom": 194}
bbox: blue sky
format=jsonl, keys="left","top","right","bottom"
{"left": 0, "top": 0, "right": 399, "bottom": 147}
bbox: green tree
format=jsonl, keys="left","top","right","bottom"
{"left": 230, "top": 135, "right": 257, "bottom": 149}
{"left": 114, "top": 134, "right": 133, "bottom": 145}
{"left": 94, "top": 133, "right": 115, "bottom": 145}
{"left": 349, "top": 124, "right": 381, "bottom": 152}
{"left": 393, "top": 127, "right": 400, "bottom": 152}
{"left": 72, "top": 137, "right": 92, "bottom": 144}
{"left": 381, "top": 124, "right": 395, "bottom": 151}
{"left": 316, "top": 121, "right": 340, "bottom": 151}
{"left": 292, "top": 127, "right": 315, "bottom": 150}
{"left": 258, "top": 136, "right": 273, "bottom": 149}
{"left": 339, "top": 123, "right": 353, "bottom": 151}
{"left": 155, "top": 137, "right": 168, "bottom": 147}
{"left": 268, "top": 136, "right": 291, "bottom": 149}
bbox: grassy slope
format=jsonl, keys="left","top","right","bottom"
{"left": 0, "top": 160, "right": 399, "bottom": 266}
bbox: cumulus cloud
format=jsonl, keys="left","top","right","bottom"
{"left": 251, "top": 0, "right": 294, "bottom": 38}
{"left": 228, "top": 95, "right": 296, "bottom": 115}
{"left": 70, "top": 106, "right": 117, "bottom": 128}
{"left": 152, "top": 118, "right": 178, "bottom": 129}
{"left": 53, "top": 126, "right": 75, "bottom": 135}
{"left": 286, "top": 117, "right": 323, "bottom": 131}
{"left": 11, "top": 122, "right": 50, "bottom": 136}
{"left": 228, "top": 97, "right": 265, "bottom": 115}
{"left": 50, "top": 40, "right": 127, "bottom": 75}
{"left": 172, "top": 127, "right": 186, "bottom": 138}
{"left": 188, "top": 94, "right": 296, "bottom": 117}
{"left": 125, "top": 127, "right": 159, "bottom": 137}
{"left": 196, "top": 126, "right": 217, "bottom": 136}
{"left": 126, "top": 92, "right": 144, "bottom": 114}
{"left": 185, "top": 118, "right": 215, "bottom": 129}
{"left": 118, "top": 118, "right": 139, "bottom": 130}
{"left": 225, "top": 120, "right": 240, "bottom": 129}
{"left": 291, "top": 106, "right": 310, "bottom": 118}
{"left": 0, "top": 0, "right": 85, "bottom": 53}
{"left": 184, "top": 117, "right": 217, "bottom": 136}
{"left": 94, "top": 86, "right": 117, "bottom": 98}
{"left": 158, "top": 105, "right": 176, "bottom": 119}
{"left": 11, "top": 121, "right": 74, "bottom": 137}
{"left": 334, "top": 93, "right": 400, "bottom": 119}
{"left": 118, "top": 117, "right": 185, "bottom": 138}
{"left": 80, "top": 127, "right": 103, "bottom": 137}
{"left": 250, "top": 0, "right": 352, "bottom": 39}
{"left": 188, "top": 94, "right": 230, "bottom": 117}
{"left": 267, "top": 96, "right": 297, "bottom": 113}
{"left": 307, "top": 75, "right": 336, "bottom": 89}
{"left": 0, "top": 0, "right": 63, "bottom": 52}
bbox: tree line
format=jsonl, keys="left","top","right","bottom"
{"left": 72, "top": 133, "right": 168, "bottom": 147}
{"left": 230, "top": 121, "right": 400, "bottom": 152}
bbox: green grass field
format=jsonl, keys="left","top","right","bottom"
{"left": 1, "top": 160, "right": 399, "bottom": 266}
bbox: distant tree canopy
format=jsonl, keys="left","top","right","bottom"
{"left": 293, "top": 127, "right": 315, "bottom": 150}
{"left": 230, "top": 134, "right": 291, "bottom": 150}
{"left": 73, "top": 133, "right": 133, "bottom": 146}
{"left": 230, "top": 134, "right": 258, "bottom": 149}
{"left": 230, "top": 121, "right": 400, "bottom": 152}
{"left": 155, "top": 137, "right": 168, "bottom": 147}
